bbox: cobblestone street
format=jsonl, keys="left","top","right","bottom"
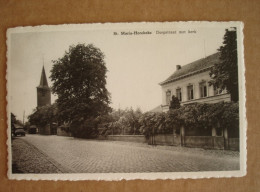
{"left": 12, "top": 135, "right": 240, "bottom": 173}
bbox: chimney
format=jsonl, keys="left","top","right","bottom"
{"left": 176, "top": 65, "right": 181, "bottom": 70}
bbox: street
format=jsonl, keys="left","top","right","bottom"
{"left": 12, "top": 135, "right": 240, "bottom": 173}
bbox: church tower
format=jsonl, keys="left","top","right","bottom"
{"left": 37, "top": 66, "right": 51, "bottom": 108}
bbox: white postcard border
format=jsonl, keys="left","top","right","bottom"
{"left": 6, "top": 21, "right": 246, "bottom": 181}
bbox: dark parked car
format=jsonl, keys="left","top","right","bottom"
{"left": 14, "top": 128, "right": 26, "bottom": 136}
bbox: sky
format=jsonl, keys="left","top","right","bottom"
{"left": 8, "top": 23, "right": 228, "bottom": 121}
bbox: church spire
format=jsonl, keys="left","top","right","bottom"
{"left": 39, "top": 66, "right": 49, "bottom": 88}
{"left": 37, "top": 65, "right": 51, "bottom": 108}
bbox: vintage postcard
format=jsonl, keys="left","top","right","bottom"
{"left": 6, "top": 22, "right": 246, "bottom": 180}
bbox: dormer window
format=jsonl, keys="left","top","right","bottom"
{"left": 166, "top": 90, "right": 171, "bottom": 105}
{"left": 199, "top": 81, "right": 207, "bottom": 98}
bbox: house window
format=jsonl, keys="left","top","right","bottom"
{"left": 166, "top": 90, "right": 171, "bottom": 105}
{"left": 199, "top": 81, "right": 207, "bottom": 98}
{"left": 176, "top": 88, "right": 182, "bottom": 101}
{"left": 187, "top": 85, "right": 194, "bottom": 100}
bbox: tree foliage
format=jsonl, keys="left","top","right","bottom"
{"left": 209, "top": 28, "right": 238, "bottom": 102}
{"left": 11, "top": 113, "right": 23, "bottom": 135}
{"left": 11, "top": 113, "right": 17, "bottom": 125}
{"left": 139, "top": 112, "right": 160, "bottom": 139}
{"left": 169, "top": 95, "right": 180, "bottom": 110}
{"left": 28, "top": 104, "right": 57, "bottom": 127}
{"left": 98, "top": 102, "right": 239, "bottom": 139}
{"left": 50, "top": 44, "right": 111, "bottom": 137}
{"left": 101, "top": 108, "right": 143, "bottom": 136}
{"left": 138, "top": 102, "right": 239, "bottom": 138}
{"left": 70, "top": 117, "right": 99, "bottom": 138}
{"left": 166, "top": 109, "right": 182, "bottom": 132}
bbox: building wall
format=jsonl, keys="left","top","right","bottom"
{"left": 161, "top": 70, "right": 231, "bottom": 111}
{"left": 151, "top": 134, "right": 181, "bottom": 146}
{"left": 57, "top": 127, "right": 72, "bottom": 137}
{"left": 37, "top": 87, "right": 51, "bottom": 108}
{"left": 39, "top": 124, "right": 51, "bottom": 135}
{"left": 38, "top": 124, "right": 57, "bottom": 135}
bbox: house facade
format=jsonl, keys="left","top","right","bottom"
{"left": 159, "top": 53, "right": 231, "bottom": 112}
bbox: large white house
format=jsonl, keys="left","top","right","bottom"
{"left": 159, "top": 52, "right": 231, "bottom": 112}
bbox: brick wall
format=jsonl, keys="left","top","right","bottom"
{"left": 151, "top": 134, "right": 181, "bottom": 146}
{"left": 184, "top": 136, "right": 225, "bottom": 149}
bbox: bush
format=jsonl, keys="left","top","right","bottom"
{"left": 28, "top": 104, "right": 57, "bottom": 127}
{"left": 139, "top": 102, "right": 239, "bottom": 138}
{"left": 70, "top": 117, "right": 99, "bottom": 138}
{"left": 98, "top": 108, "right": 143, "bottom": 136}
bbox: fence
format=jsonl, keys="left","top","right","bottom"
{"left": 184, "top": 136, "right": 224, "bottom": 149}
{"left": 151, "top": 134, "right": 239, "bottom": 150}
{"left": 106, "top": 135, "right": 147, "bottom": 143}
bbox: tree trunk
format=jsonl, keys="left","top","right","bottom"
{"left": 180, "top": 126, "right": 185, "bottom": 147}
{"left": 172, "top": 127, "right": 175, "bottom": 145}
{"left": 224, "top": 127, "right": 229, "bottom": 150}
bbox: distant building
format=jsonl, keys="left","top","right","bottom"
{"left": 149, "top": 105, "right": 163, "bottom": 113}
{"left": 159, "top": 53, "right": 231, "bottom": 112}
{"left": 36, "top": 66, "right": 57, "bottom": 135}
{"left": 37, "top": 66, "right": 51, "bottom": 108}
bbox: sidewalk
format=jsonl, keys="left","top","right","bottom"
{"left": 12, "top": 138, "right": 65, "bottom": 173}
{"left": 93, "top": 139, "right": 240, "bottom": 159}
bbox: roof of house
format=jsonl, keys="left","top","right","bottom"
{"left": 149, "top": 105, "right": 163, "bottom": 113}
{"left": 159, "top": 52, "right": 220, "bottom": 85}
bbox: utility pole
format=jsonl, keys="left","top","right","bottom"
{"left": 23, "top": 110, "right": 25, "bottom": 125}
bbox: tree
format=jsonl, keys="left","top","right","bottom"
{"left": 139, "top": 112, "right": 156, "bottom": 139}
{"left": 11, "top": 113, "right": 17, "bottom": 135}
{"left": 123, "top": 108, "right": 142, "bottom": 135}
{"left": 50, "top": 44, "right": 111, "bottom": 137}
{"left": 11, "top": 113, "right": 17, "bottom": 125}
{"left": 28, "top": 104, "right": 57, "bottom": 127}
{"left": 169, "top": 95, "right": 180, "bottom": 110}
{"left": 209, "top": 27, "right": 238, "bottom": 102}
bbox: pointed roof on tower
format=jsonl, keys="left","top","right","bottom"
{"left": 38, "top": 66, "right": 49, "bottom": 88}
